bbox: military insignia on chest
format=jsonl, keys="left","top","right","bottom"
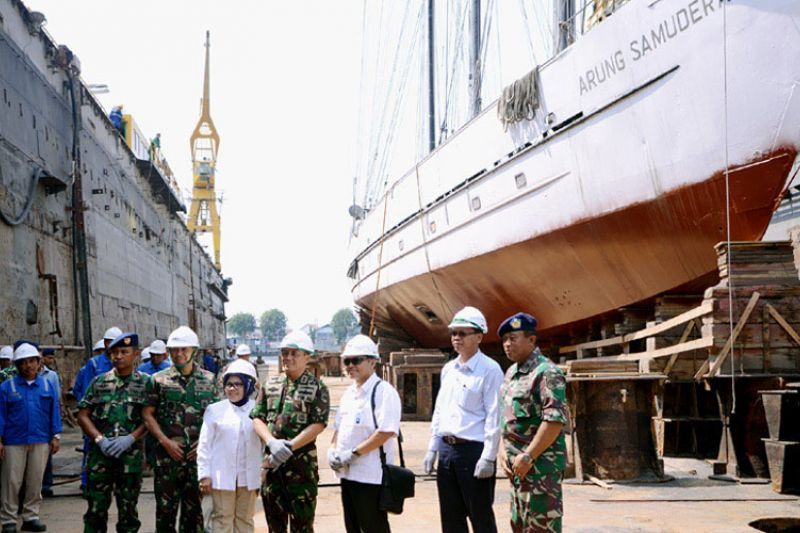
{"left": 294, "top": 384, "right": 318, "bottom": 402}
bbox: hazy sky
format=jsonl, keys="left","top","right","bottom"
{"left": 26, "top": 1, "right": 363, "bottom": 329}
{"left": 24, "top": 1, "right": 551, "bottom": 331}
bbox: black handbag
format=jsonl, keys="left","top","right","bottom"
{"left": 370, "top": 379, "right": 415, "bottom": 514}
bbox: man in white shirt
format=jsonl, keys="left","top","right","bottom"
{"left": 423, "top": 306, "right": 504, "bottom": 533}
{"left": 328, "top": 335, "right": 401, "bottom": 533}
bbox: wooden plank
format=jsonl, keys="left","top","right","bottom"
{"left": 623, "top": 301, "right": 712, "bottom": 342}
{"left": 585, "top": 336, "right": 713, "bottom": 363}
{"left": 762, "top": 305, "right": 770, "bottom": 372}
{"left": 560, "top": 301, "right": 712, "bottom": 354}
{"left": 585, "top": 474, "right": 613, "bottom": 490}
{"left": 561, "top": 335, "right": 625, "bottom": 354}
{"left": 705, "top": 291, "right": 761, "bottom": 377}
{"left": 663, "top": 319, "right": 697, "bottom": 376}
{"left": 766, "top": 304, "right": 800, "bottom": 346}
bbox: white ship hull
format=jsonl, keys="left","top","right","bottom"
{"left": 349, "top": 0, "right": 800, "bottom": 347}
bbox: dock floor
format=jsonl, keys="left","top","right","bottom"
{"left": 40, "top": 372, "right": 799, "bottom": 532}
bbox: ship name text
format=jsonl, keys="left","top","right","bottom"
{"left": 579, "top": 0, "right": 721, "bottom": 95}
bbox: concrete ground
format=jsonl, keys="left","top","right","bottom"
{"left": 39, "top": 368, "right": 799, "bottom": 532}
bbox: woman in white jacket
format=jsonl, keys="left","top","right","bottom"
{"left": 197, "top": 358, "right": 262, "bottom": 533}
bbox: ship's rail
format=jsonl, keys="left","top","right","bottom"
{"left": 562, "top": 0, "right": 632, "bottom": 46}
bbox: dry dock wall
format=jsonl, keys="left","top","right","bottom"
{"left": 0, "top": 0, "right": 226, "bottom": 355}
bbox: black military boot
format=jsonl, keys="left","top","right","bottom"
{"left": 20, "top": 520, "right": 45, "bottom": 532}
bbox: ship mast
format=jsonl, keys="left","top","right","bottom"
{"left": 554, "top": 0, "right": 576, "bottom": 53}
{"left": 468, "top": 0, "right": 481, "bottom": 119}
{"left": 427, "top": 0, "right": 436, "bottom": 152}
{"left": 187, "top": 31, "right": 222, "bottom": 271}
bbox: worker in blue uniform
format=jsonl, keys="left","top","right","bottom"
{"left": 39, "top": 349, "right": 61, "bottom": 499}
{"left": 0, "top": 343, "right": 62, "bottom": 532}
{"left": 72, "top": 327, "right": 122, "bottom": 401}
{"left": 137, "top": 340, "right": 170, "bottom": 375}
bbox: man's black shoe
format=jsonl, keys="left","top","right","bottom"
{"left": 20, "top": 520, "right": 46, "bottom": 532}
{"left": 2, "top": 523, "right": 17, "bottom": 533}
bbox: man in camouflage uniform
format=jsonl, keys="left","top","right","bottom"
{"left": 498, "top": 313, "right": 568, "bottom": 533}
{"left": 251, "top": 331, "right": 329, "bottom": 532}
{"left": 143, "top": 326, "right": 216, "bottom": 532}
{"left": 77, "top": 332, "right": 152, "bottom": 532}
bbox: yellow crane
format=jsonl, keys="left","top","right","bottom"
{"left": 187, "top": 30, "right": 222, "bottom": 270}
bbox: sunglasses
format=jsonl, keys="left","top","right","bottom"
{"left": 343, "top": 357, "right": 367, "bottom": 366}
{"left": 450, "top": 330, "right": 477, "bottom": 338}
{"left": 224, "top": 382, "right": 244, "bottom": 389}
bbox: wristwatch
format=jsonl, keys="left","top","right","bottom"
{"left": 351, "top": 448, "right": 361, "bottom": 457}
{"left": 519, "top": 453, "right": 533, "bottom": 464}
{"left": 94, "top": 435, "right": 105, "bottom": 444}
{"left": 53, "top": 434, "right": 61, "bottom": 440}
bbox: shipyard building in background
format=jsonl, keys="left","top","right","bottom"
{"left": 0, "top": 0, "right": 228, "bottom": 354}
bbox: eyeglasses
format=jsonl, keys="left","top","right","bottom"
{"left": 343, "top": 357, "right": 366, "bottom": 366}
{"left": 224, "top": 382, "right": 244, "bottom": 389}
{"left": 450, "top": 330, "right": 477, "bottom": 338}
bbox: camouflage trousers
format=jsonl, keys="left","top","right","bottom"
{"left": 84, "top": 453, "right": 142, "bottom": 533}
{"left": 154, "top": 455, "right": 203, "bottom": 533}
{"left": 262, "top": 448, "right": 319, "bottom": 533}
{"left": 510, "top": 472, "right": 563, "bottom": 533}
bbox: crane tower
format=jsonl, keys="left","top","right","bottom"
{"left": 187, "top": 30, "right": 222, "bottom": 270}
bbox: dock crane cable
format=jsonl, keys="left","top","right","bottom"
{"left": 721, "top": 0, "right": 736, "bottom": 414}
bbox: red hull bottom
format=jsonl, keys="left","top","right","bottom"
{"left": 357, "top": 149, "right": 797, "bottom": 348}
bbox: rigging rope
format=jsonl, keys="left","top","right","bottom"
{"left": 721, "top": 0, "right": 737, "bottom": 414}
{"left": 368, "top": 189, "right": 391, "bottom": 338}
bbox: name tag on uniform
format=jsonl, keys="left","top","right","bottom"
{"left": 95, "top": 382, "right": 115, "bottom": 392}
{"left": 127, "top": 382, "right": 146, "bottom": 398}
{"left": 295, "top": 384, "right": 318, "bottom": 403}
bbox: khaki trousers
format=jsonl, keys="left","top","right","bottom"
{"left": 211, "top": 487, "right": 258, "bottom": 533}
{"left": 0, "top": 443, "right": 50, "bottom": 525}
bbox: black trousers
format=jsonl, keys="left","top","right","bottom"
{"left": 436, "top": 440, "right": 497, "bottom": 533}
{"left": 340, "top": 478, "right": 391, "bottom": 533}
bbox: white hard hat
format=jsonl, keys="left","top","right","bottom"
{"left": 0, "top": 346, "right": 13, "bottom": 360}
{"left": 93, "top": 339, "right": 105, "bottom": 351}
{"left": 167, "top": 326, "right": 199, "bottom": 348}
{"left": 448, "top": 306, "right": 488, "bottom": 334}
{"left": 280, "top": 331, "right": 314, "bottom": 355}
{"left": 149, "top": 339, "right": 167, "bottom": 355}
{"left": 140, "top": 347, "right": 151, "bottom": 361}
{"left": 342, "top": 334, "right": 379, "bottom": 358}
{"left": 103, "top": 326, "right": 123, "bottom": 340}
{"left": 224, "top": 358, "right": 257, "bottom": 380}
{"left": 236, "top": 343, "right": 252, "bottom": 356}
{"left": 13, "top": 343, "right": 40, "bottom": 361}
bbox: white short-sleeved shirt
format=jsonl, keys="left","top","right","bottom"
{"left": 334, "top": 372, "right": 402, "bottom": 485}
